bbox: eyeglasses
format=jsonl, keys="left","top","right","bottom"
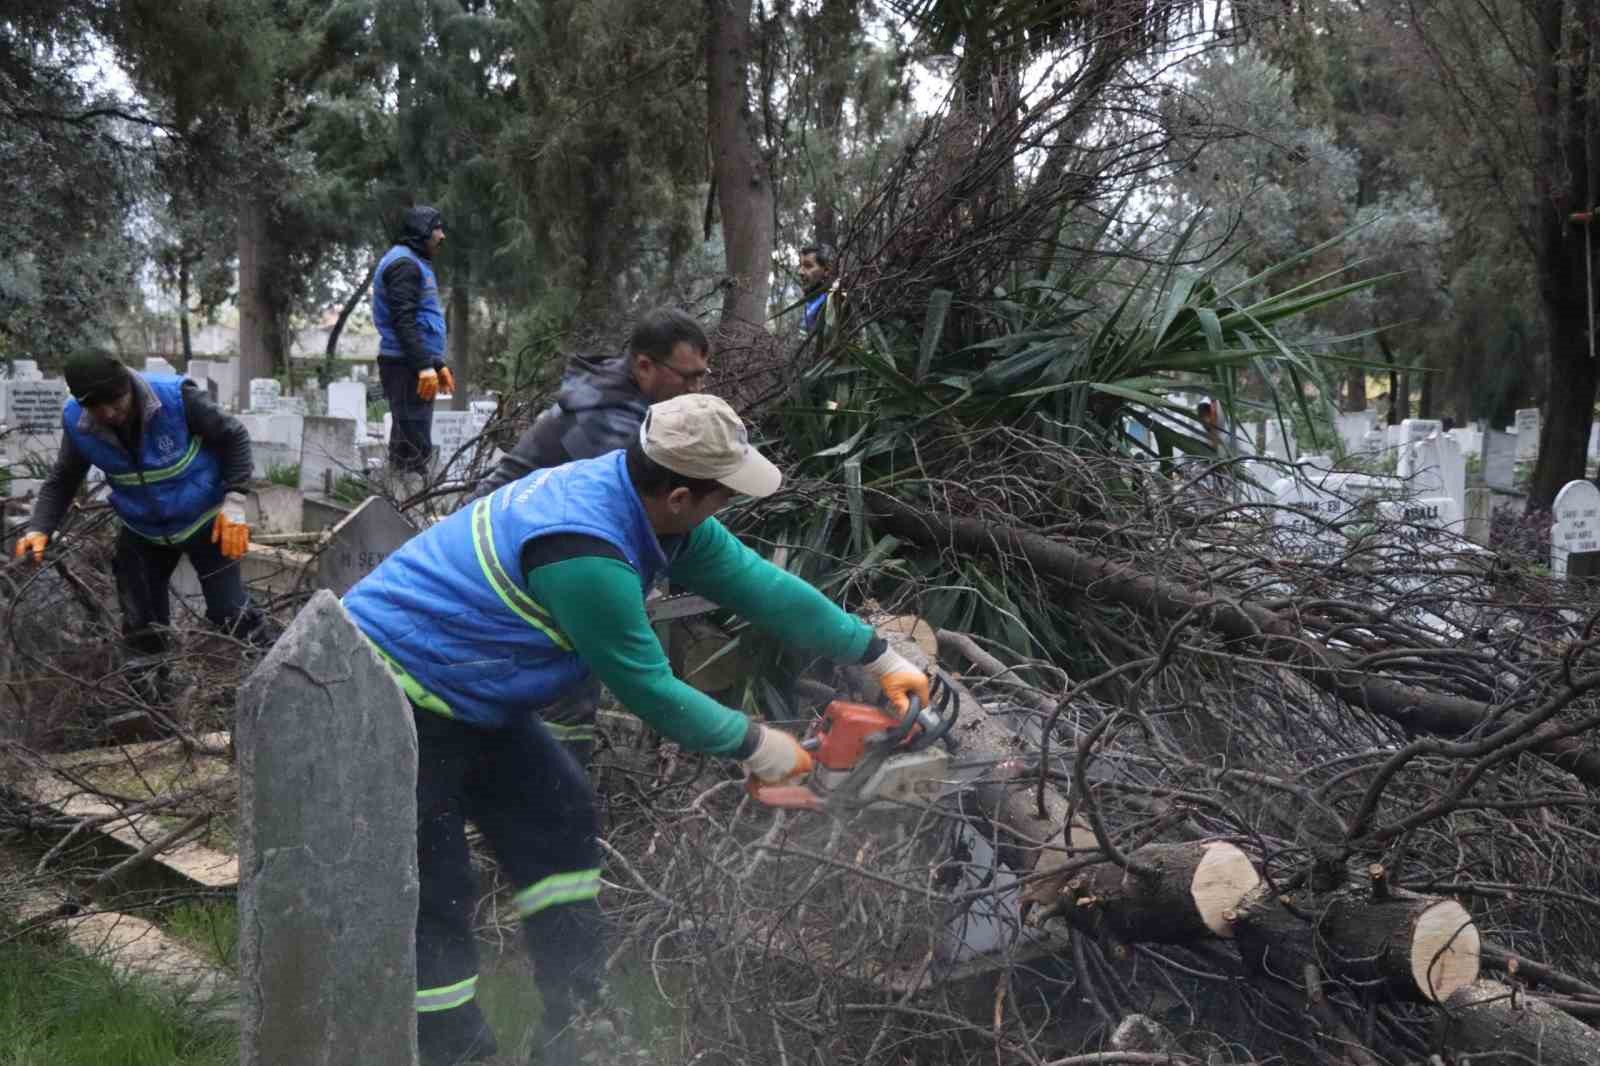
{"left": 652, "top": 361, "right": 712, "bottom": 387}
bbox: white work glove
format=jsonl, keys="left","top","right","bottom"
{"left": 740, "top": 725, "right": 814, "bottom": 785}
{"left": 862, "top": 645, "right": 931, "bottom": 717}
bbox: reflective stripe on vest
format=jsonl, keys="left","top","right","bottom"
{"left": 104, "top": 436, "right": 202, "bottom": 486}
{"left": 415, "top": 974, "right": 478, "bottom": 1013}
{"left": 511, "top": 869, "right": 601, "bottom": 918}
{"left": 365, "top": 637, "right": 454, "bottom": 718}
{"left": 544, "top": 721, "right": 595, "bottom": 743}
{"left": 470, "top": 499, "right": 572, "bottom": 650}
{"left": 121, "top": 502, "right": 223, "bottom": 546}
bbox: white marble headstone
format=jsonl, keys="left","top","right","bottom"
{"left": 1552, "top": 480, "right": 1600, "bottom": 578}
{"left": 1515, "top": 408, "right": 1540, "bottom": 460}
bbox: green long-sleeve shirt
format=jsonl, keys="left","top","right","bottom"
{"left": 525, "top": 516, "right": 873, "bottom": 755}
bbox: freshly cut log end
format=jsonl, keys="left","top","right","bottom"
{"left": 1192, "top": 842, "right": 1260, "bottom": 938}
{"left": 1441, "top": 979, "right": 1600, "bottom": 1065}
{"left": 1412, "top": 899, "right": 1480, "bottom": 1003}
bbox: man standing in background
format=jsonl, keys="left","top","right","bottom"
{"left": 798, "top": 242, "right": 835, "bottom": 334}
{"left": 373, "top": 205, "right": 456, "bottom": 476}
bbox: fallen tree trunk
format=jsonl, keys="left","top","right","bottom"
{"left": 1439, "top": 980, "right": 1600, "bottom": 1065}
{"left": 869, "top": 496, "right": 1600, "bottom": 790}
{"left": 1230, "top": 885, "right": 1480, "bottom": 1004}
{"left": 1036, "top": 840, "right": 1260, "bottom": 945}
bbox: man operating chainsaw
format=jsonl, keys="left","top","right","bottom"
{"left": 341, "top": 392, "right": 930, "bottom": 1066}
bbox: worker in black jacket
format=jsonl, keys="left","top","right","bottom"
{"left": 372, "top": 206, "right": 455, "bottom": 474}
{"left": 463, "top": 307, "right": 711, "bottom": 761}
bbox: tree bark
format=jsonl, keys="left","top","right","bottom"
{"left": 1528, "top": 0, "right": 1600, "bottom": 510}
{"left": 449, "top": 283, "right": 470, "bottom": 411}
{"left": 324, "top": 261, "right": 375, "bottom": 370}
{"left": 1041, "top": 841, "right": 1260, "bottom": 946}
{"left": 1439, "top": 980, "right": 1600, "bottom": 1064}
{"left": 236, "top": 190, "right": 286, "bottom": 408}
{"left": 1344, "top": 367, "right": 1365, "bottom": 413}
{"left": 706, "top": 0, "right": 775, "bottom": 340}
{"left": 808, "top": 0, "right": 854, "bottom": 252}
{"left": 178, "top": 257, "right": 193, "bottom": 367}
{"left": 1232, "top": 886, "right": 1479, "bottom": 1004}
{"left": 868, "top": 496, "right": 1600, "bottom": 789}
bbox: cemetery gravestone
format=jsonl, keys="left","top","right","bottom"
{"left": 1591, "top": 423, "right": 1600, "bottom": 461}
{"left": 1482, "top": 431, "right": 1517, "bottom": 492}
{"left": 1551, "top": 480, "right": 1600, "bottom": 579}
{"left": 6, "top": 380, "right": 68, "bottom": 431}
{"left": 144, "top": 356, "right": 176, "bottom": 376}
{"left": 1264, "top": 420, "right": 1296, "bottom": 461}
{"left": 8, "top": 359, "right": 42, "bottom": 381}
{"left": 1335, "top": 411, "right": 1374, "bottom": 456}
{"left": 299, "top": 416, "right": 360, "bottom": 495}
{"left": 315, "top": 496, "right": 418, "bottom": 596}
{"left": 1400, "top": 418, "right": 1442, "bottom": 444}
{"left": 237, "top": 590, "right": 418, "bottom": 1066}
{"left": 327, "top": 381, "right": 368, "bottom": 442}
{"left": 1515, "top": 408, "right": 1540, "bottom": 460}
{"left": 208, "top": 359, "right": 240, "bottom": 410}
{"left": 249, "top": 379, "right": 281, "bottom": 413}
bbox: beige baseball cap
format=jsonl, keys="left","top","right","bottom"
{"left": 638, "top": 394, "right": 782, "bottom": 498}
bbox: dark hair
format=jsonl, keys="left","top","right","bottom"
{"left": 800, "top": 243, "right": 835, "bottom": 269}
{"left": 628, "top": 308, "right": 708, "bottom": 365}
{"left": 625, "top": 440, "right": 724, "bottom": 500}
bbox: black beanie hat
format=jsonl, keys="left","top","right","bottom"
{"left": 63, "top": 351, "right": 131, "bottom": 405}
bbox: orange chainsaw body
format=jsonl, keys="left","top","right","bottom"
{"left": 810, "top": 699, "right": 902, "bottom": 770}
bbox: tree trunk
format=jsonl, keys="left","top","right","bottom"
{"left": 178, "top": 258, "right": 193, "bottom": 367}
{"left": 1232, "top": 885, "right": 1479, "bottom": 1004}
{"left": 1418, "top": 353, "right": 1435, "bottom": 418}
{"left": 1439, "top": 980, "right": 1600, "bottom": 1064}
{"left": 706, "top": 0, "right": 774, "bottom": 340}
{"left": 808, "top": 0, "right": 855, "bottom": 252}
{"left": 1037, "top": 841, "right": 1260, "bottom": 946}
{"left": 1344, "top": 367, "right": 1365, "bottom": 412}
{"left": 1528, "top": 0, "right": 1600, "bottom": 510}
{"left": 237, "top": 190, "right": 285, "bottom": 407}
{"left": 449, "top": 283, "right": 470, "bottom": 411}
{"left": 324, "top": 261, "right": 376, "bottom": 376}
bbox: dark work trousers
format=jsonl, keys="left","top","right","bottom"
{"left": 112, "top": 522, "right": 261, "bottom": 655}
{"left": 540, "top": 677, "right": 601, "bottom": 767}
{"left": 381, "top": 360, "right": 435, "bottom": 474}
{"left": 413, "top": 705, "right": 605, "bottom": 1066}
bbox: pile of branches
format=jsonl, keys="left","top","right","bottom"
{"left": 574, "top": 434, "right": 1600, "bottom": 1066}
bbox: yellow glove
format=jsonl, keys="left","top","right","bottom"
{"left": 417, "top": 369, "right": 439, "bottom": 401}
{"left": 211, "top": 493, "right": 250, "bottom": 560}
{"left": 862, "top": 645, "right": 931, "bottom": 717}
{"left": 740, "top": 725, "right": 814, "bottom": 785}
{"left": 437, "top": 366, "right": 456, "bottom": 395}
{"left": 13, "top": 531, "right": 47, "bottom": 564}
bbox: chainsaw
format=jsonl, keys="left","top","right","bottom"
{"left": 748, "top": 671, "right": 960, "bottom": 813}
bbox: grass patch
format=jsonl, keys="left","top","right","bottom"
{"left": 159, "top": 900, "right": 238, "bottom": 973}
{"left": 265, "top": 462, "right": 300, "bottom": 488}
{"left": 0, "top": 933, "right": 234, "bottom": 1066}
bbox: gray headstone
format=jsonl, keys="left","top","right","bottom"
{"left": 315, "top": 496, "right": 418, "bottom": 597}
{"left": 237, "top": 590, "right": 418, "bottom": 1066}
{"left": 249, "top": 378, "right": 281, "bottom": 413}
{"left": 1464, "top": 486, "right": 1492, "bottom": 546}
{"left": 1552, "top": 480, "right": 1600, "bottom": 579}
{"left": 1482, "top": 430, "right": 1518, "bottom": 492}
{"left": 6, "top": 379, "right": 68, "bottom": 432}
{"left": 300, "top": 416, "right": 360, "bottom": 494}
{"left": 1515, "top": 407, "right": 1540, "bottom": 459}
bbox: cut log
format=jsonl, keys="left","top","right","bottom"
{"left": 1438, "top": 979, "right": 1600, "bottom": 1065}
{"left": 1233, "top": 888, "right": 1479, "bottom": 1003}
{"left": 1055, "top": 841, "right": 1259, "bottom": 944}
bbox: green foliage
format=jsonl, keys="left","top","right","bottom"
{"left": 266, "top": 463, "right": 301, "bottom": 488}
{"left": 0, "top": 933, "right": 234, "bottom": 1066}
{"left": 160, "top": 901, "right": 238, "bottom": 972}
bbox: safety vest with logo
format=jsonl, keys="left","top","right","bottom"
{"left": 371, "top": 244, "right": 447, "bottom": 363}
{"left": 63, "top": 375, "right": 225, "bottom": 543}
{"left": 342, "top": 449, "right": 668, "bottom": 727}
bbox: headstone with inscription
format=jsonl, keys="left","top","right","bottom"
{"left": 1515, "top": 408, "right": 1540, "bottom": 460}
{"left": 1552, "top": 480, "right": 1600, "bottom": 579}
{"left": 249, "top": 379, "right": 282, "bottom": 413}
{"left": 1399, "top": 418, "right": 1441, "bottom": 445}
{"left": 1482, "top": 430, "right": 1518, "bottom": 492}
{"left": 1271, "top": 472, "right": 1408, "bottom": 561}
{"left": 6, "top": 380, "right": 68, "bottom": 432}
{"left": 314, "top": 497, "right": 418, "bottom": 597}
{"left": 8, "top": 360, "right": 42, "bottom": 381}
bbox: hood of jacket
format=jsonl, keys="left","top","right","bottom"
{"left": 398, "top": 205, "right": 444, "bottom": 258}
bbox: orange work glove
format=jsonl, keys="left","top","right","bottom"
{"left": 740, "top": 725, "right": 814, "bottom": 785}
{"left": 437, "top": 366, "right": 456, "bottom": 395}
{"left": 416, "top": 368, "right": 439, "bottom": 401}
{"left": 13, "top": 531, "right": 48, "bottom": 563}
{"left": 211, "top": 493, "right": 251, "bottom": 560}
{"left": 862, "top": 645, "right": 931, "bottom": 717}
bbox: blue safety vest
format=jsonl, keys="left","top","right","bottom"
{"left": 343, "top": 450, "right": 668, "bottom": 727}
{"left": 63, "top": 375, "right": 225, "bottom": 543}
{"left": 372, "top": 245, "right": 447, "bottom": 363}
